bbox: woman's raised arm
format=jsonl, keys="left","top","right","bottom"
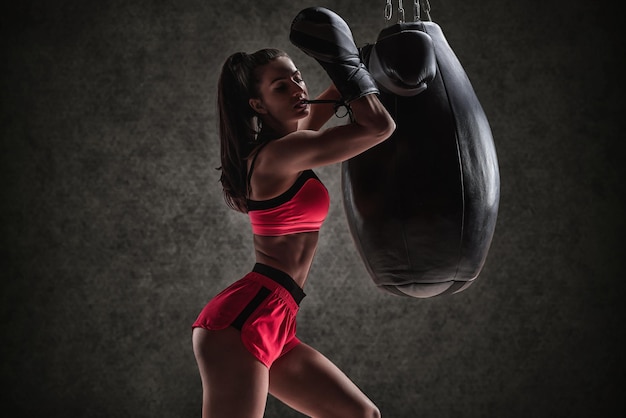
{"left": 256, "top": 93, "right": 395, "bottom": 175}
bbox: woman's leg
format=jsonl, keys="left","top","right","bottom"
{"left": 192, "top": 327, "right": 269, "bottom": 418}
{"left": 269, "top": 342, "right": 381, "bottom": 418}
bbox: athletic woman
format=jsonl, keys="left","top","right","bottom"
{"left": 192, "top": 9, "right": 395, "bottom": 418}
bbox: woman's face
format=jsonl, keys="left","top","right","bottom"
{"left": 249, "top": 56, "right": 310, "bottom": 125}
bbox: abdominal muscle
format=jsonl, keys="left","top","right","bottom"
{"left": 253, "top": 231, "right": 320, "bottom": 288}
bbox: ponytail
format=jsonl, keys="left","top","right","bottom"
{"left": 216, "top": 49, "right": 288, "bottom": 212}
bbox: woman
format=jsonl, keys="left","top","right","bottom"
{"left": 192, "top": 48, "right": 395, "bottom": 418}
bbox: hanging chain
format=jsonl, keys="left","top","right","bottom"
{"left": 412, "top": 0, "right": 432, "bottom": 21}
{"left": 384, "top": 0, "right": 393, "bottom": 21}
{"left": 422, "top": 0, "right": 432, "bottom": 21}
{"left": 397, "top": 0, "right": 405, "bottom": 23}
{"left": 386, "top": 0, "right": 430, "bottom": 23}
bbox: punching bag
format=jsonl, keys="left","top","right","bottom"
{"left": 342, "top": 21, "right": 500, "bottom": 298}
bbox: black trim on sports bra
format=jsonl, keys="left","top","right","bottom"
{"left": 247, "top": 170, "right": 319, "bottom": 211}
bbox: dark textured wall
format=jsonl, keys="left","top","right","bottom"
{"left": 1, "top": 1, "right": 624, "bottom": 417}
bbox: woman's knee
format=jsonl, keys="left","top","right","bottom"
{"left": 371, "top": 404, "right": 382, "bottom": 418}
{"left": 356, "top": 401, "right": 381, "bottom": 418}
{"left": 331, "top": 399, "right": 380, "bottom": 418}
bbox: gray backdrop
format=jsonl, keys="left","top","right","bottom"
{"left": 1, "top": 0, "right": 624, "bottom": 417}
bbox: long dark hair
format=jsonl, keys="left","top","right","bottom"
{"left": 217, "top": 48, "right": 288, "bottom": 212}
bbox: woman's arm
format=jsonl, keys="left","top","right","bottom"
{"left": 257, "top": 94, "right": 395, "bottom": 176}
{"left": 297, "top": 84, "right": 342, "bottom": 131}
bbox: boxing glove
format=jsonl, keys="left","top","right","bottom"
{"left": 363, "top": 23, "right": 436, "bottom": 97}
{"left": 290, "top": 7, "right": 379, "bottom": 103}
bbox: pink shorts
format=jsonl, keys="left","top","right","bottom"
{"left": 192, "top": 263, "right": 305, "bottom": 368}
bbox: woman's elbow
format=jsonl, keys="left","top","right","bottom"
{"left": 351, "top": 94, "right": 396, "bottom": 141}
{"left": 374, "top": 114, "right": 396, "bottom": 142}
{"left": 384, "top": 116, "right": 396, "bottom": 138}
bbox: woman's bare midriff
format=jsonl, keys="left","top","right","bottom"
{"left": 253, "top": 231, "right": 320, "bottom": 288}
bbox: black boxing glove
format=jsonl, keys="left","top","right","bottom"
{"left": 364, "top": 23, "right": 436, "bottom": 97}
{"left": 290, "top": 7, "right": 379, "bottom": 103}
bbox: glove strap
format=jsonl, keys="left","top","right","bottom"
{"left": 303, "top": 99, "right": 354, "bottom": 122}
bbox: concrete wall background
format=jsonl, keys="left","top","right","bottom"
{"left": 1, "top": 0, "right": 624, "bottom": 417}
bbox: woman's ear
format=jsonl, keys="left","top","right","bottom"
{"left": 249, "top": 98, "right": 267, "bottom": 114}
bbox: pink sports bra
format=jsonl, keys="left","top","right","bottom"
{"left": 246, "top": 143, "right": 330, "bottom": 236}
{"left": 248, "top": 170, "right": 330, "bottom": 236}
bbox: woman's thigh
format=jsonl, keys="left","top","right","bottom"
{"left": 268, "top": 342, "right": 380, "bottom": 418}
{"left": 192, "top": 327, "right": 269, "bottom": 418}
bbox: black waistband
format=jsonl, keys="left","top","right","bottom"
{"left": 252, "top": 263, "right": 306, "bottom": 305}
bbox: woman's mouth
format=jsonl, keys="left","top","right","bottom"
{"left": 294, "top": 99, "right": 309, "bottom": 109}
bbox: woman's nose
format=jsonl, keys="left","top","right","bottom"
{"left": 291, "top": 79, "right": 305, "bottom": 93}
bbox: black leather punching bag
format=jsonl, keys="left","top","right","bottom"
{"left": 342, "top": 21, "right": 500, "bottom": 298}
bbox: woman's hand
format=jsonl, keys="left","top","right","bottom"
{"left": 297, "top": 84, "right": 342, "bottom": 131}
